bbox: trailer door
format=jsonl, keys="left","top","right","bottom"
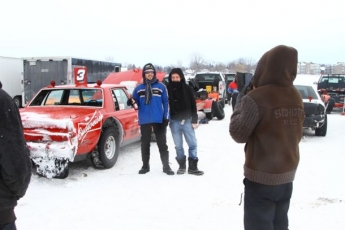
{"left": 23, "top": 59, "right": 68, "bottom": 104}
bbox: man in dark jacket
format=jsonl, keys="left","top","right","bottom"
{"left": 130, "top": 63, "right": 174, "bottom": 175}
{"left": 0, "top": 88, "right": 31, "bottom": 229}
{"left": 229, "top": 45, "right": 304, "bottom": 230}
{"left": 167, "top": 68, "right": 203, "bottom": 175}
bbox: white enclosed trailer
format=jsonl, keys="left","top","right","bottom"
{"left": 0, "top": 56, "right": 23, "bottom": 107}
{"left": 22, "top": 57, "right": 121, "bottom": 106}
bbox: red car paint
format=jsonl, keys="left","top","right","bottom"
{"left": 20, "top": 69, "right": 140, "bottom": 178}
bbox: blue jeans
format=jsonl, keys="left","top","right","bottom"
{"left": 169, "top": 119, "right": 197, "bottom": 160}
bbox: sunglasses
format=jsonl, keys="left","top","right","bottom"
{"left": 145, "top": 71, "right": 154, "bottom": 74}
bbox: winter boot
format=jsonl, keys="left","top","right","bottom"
{"left": 188, "top": 157, "right": 204, "bottom": 176}
{"left": 163, "top": 164, "right": 175, "bottom": 175}
{"left": 160, "top": 152, "right": 174, "bottom": 175}
{"left": 176, "top": 156, "right": 186, "bottom": 175}
{"left": 139, "top": 163, "right": 150, "bottom": 174}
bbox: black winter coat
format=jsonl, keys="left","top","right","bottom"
{"left": 0, "top": 89, "right": 31, "bottom": 224}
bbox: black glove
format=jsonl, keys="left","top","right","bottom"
{"left": 127, "top": 98, "right": 132, "bottom": 106}
{"left": 163, "top": 119, "right": 169, "bottom": 127}
{"left": 127, "top": 98, "right": 133, "bottom": 106}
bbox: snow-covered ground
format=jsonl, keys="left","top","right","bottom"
{"left": 15, "top": 75, "right": 345, "bottom": 230}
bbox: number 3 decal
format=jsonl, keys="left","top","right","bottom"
{"left": 76, "top": 69, "right": 86, "bottom": 81}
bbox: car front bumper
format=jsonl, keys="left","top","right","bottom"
{"left": 303, "top": 115, "right": 326, "bottom": 129}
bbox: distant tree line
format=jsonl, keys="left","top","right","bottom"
{"left": 122, "top": 53, "right": 258, "bottom": 74}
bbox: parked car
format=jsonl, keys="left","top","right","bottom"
{"left": 20, "top": 73, "right": 141, "bottom": 179}
{"left": 317, "top": 74, "right": 345, "bottom": 108}
{"left": 294, "top": 83, "right": 327, "bottom": 136}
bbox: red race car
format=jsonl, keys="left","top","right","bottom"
{"left": 20, "top": 67, "right": 140, "bottom": 178}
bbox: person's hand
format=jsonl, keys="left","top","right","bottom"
{"left": 192, "top": 123, "right": 198, "bottom": 129}
{"left": 163, "top": 119, "right": 169, "bottom": 127}
{"left": 127, "top": 98, "right": 133, "bottom": 106}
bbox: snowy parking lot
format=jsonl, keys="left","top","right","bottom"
{"left": 16, "top": 92, "right": 345, "bottom": 229}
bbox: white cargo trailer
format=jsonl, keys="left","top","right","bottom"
{"left": 0, "top": 56, "right": 23, "bottom": 107}
{"left": 22, "top": 57, "right": 121, "bottom": 106}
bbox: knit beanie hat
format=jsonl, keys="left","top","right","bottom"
{"left": 143, "top": 63, "right": 155, "bottom": 72}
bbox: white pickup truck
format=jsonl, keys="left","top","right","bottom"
{"left": 193, "top": 72, "right": 227, "bottom": 107}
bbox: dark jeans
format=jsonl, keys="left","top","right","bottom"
{"left": 140, "top": 123, "right": 169, "bottom": 165}
{"left": 0, "top": 222, "right": 16, "bottom": 230}
{"left": 243, "top": 178, "right": 293, "bottom": 230}
{"left": 231, "top": 92, "right": 238, "bottom": 110}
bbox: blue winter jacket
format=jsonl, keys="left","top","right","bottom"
{"left": 132, "top": 82, "right": 170, "bottom": 125}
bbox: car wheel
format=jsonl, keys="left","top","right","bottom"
{"left": 213, "top": 101, "right": 225, "bottom": 120}
{"left": 54, "top": 159, "right": 69, "bottom": 179}
{"left": 220, "top": 93, "right": 225, "bottom": 108}
{"left": 315, "top": 114, "right": 327, "bottom": 137}
{"left": 13, "top": 96, "right": 22, "bottom": 108}
{"left": 205, "top": 108, "right": 214, "bottom": 120}
{"left": 33, "top": 158, "right": 69, "bottom": 179}
{"left": 97, "top": 127, "right": 119, "bottom": 168}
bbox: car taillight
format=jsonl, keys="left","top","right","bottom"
{"left": 219, "top": 82, "right": 223, "bottom": 91}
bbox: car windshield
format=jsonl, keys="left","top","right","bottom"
{"left": 294, "top": 85, "right": 318, "bottom": 99}
{"left": 321, "top": 76, "right": 345, "bottom": 84}
{"left": 29, "top": 88, "right": 103, "bottom": 107}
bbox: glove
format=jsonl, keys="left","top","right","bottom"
{"left": 127, "top": 98, "right": 133, "bottom": 106}
{"left": 163, "top": 119, "right": 169, "bottom": 127}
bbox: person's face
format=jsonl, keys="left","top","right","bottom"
{"left": 145, "top": 71, "right": 154, "bottom": 80}
{"left": 171, "top": 73, "right": 181, "bottom": 82}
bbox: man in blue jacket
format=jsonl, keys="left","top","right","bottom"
{"left": 130, "top": 63, "right": 174, "bottom": 175}
{"left": 0, "top": 87, "right": 31, "bottom": 229}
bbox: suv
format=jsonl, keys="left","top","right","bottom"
{"left": 317, "top": 74, "right": 345, "bottom": 108}
{"left": 194, "top": 72, "right": 226, "bottom": 107}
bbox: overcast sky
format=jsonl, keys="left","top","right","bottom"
{"left": 1, "top": 0, "right": 344, "bottom": 67}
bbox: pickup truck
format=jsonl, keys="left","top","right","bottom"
{"left": 162, "top": 75, "right": 225, "bottom": 121}
{"left": 19, "top": 67, "right": 141, "bottom": 179}
{"left": 193, "top": 72, "right": 227, "bottom": 107}
{"left": 188, "top": 78, "right": 225, "bottom": 120}
{"left": 317, "top": 74, "right": 345, "bottom": 108}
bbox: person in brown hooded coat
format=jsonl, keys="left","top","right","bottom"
{"left": 229, "top": 45, "right": 305, "bottom": 230}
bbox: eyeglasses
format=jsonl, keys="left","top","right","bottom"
{"left": 145, "top": 71, "right": 154, "bottom": 74}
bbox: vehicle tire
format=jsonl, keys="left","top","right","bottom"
{"left": 213, "top": 101, "right": 225, "bottom": 120}
{"left": 13, "top": 96, "right": 22, "bottom": 108}
{"left": 54, "top": 159, "right": 69, "bottom": 179}
{"left": 315, "top": 114, "right": 327, "bottom": 137}
{"left": 205, "top": 109, "right": 214, "bottom": 120}
{"left": 220, "top": 95, "right": 225, "bottom": 108}
{"left": 34, "top": 158, "right": 69, "bottom": 179}
{"left": 97, "top": 127, "right": 119, "bottom": 168}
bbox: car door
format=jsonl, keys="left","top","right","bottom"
{"left": 111, "top": 88, "right": 140, "bottom": 143}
